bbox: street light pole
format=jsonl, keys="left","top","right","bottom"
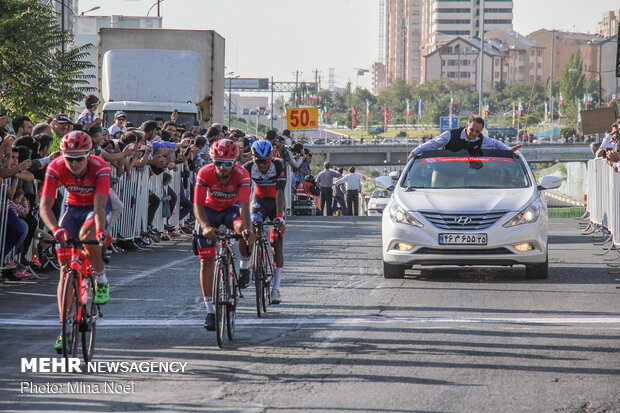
{"left": 549, "top": 30, "right": 555, "bottom": 127}
{"left": 478, "top": 0, "right": 485, "bottom": 117}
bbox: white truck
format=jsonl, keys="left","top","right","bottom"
{"left": 98, "top": 28, "right": 225, "bottom": 129}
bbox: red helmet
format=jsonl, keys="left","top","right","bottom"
{"left": 209, "top": 138, "right": 239, "bottom": 161}
{"left": 60, "top": 131, "right": 92, "bottom": 152}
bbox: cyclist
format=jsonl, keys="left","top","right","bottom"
{"left": 242, "top": 140, "right": 287, "bottom": 304}
{"left": 39, "top": 131, "right": 111, "bottom": 352}
{"left": 194, "top": 139, "right": 255, "bottom": 331}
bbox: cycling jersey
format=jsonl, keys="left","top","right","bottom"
{"left": 243, "top": 158, "right": 287, "bottom": 199}
{"left": 194, "top": 163, "right": 251, "bottom": 210}
{"left": 42, "top": 155, "right": 111, "bottom": 206}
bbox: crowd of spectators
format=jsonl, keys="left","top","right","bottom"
{"left": 591, "top": 121, "right": 620, "bottom": 171}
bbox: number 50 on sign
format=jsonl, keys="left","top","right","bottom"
{"left": 287, "top": 107, "right": 319, "bottom": 130}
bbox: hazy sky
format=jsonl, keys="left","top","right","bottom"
{"left": 78, "top": 0, "right": 618, "bottom": 90}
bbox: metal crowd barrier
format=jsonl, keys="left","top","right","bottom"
{"left": 0, "top": 179, "right": 9, "bottom": 268}
{"left": 586, "top": 158, "right": 620, "bottom": 247}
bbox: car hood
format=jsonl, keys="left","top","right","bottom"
{"left": 394, "top": 187, "right": 535, "bottom": 213}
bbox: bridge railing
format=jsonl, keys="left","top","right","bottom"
{"left": 586, "top": 158, "right": 620, "bottom": 246}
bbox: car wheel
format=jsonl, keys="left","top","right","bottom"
{"left": 383, "top": 261, "right": 407, "bottom": 279}
{"left": 525, "top": 253, "right": 548, "bottom": 280}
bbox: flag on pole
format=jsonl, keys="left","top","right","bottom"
{"left": 544, "top": 101, "right": 548, "bottom": 121}
{"left": 406, "top": 99, "right": 410, "bottom": 117}
{"left": 283, "top": 102, "right": 287, "bottom": 118}
{"left": 559, "top": 92, "right": 564, "bottom": 105}
{"left": 384, "top": 107, "right": 389, "bottom": 127}
{"left": 577, "top": 101, "right": 581, "bottom": 122}
{"left": 418, "top": 99, "right": 423, "bottom": 119}
{"left": 352, "top": 106, "right": 358, "bottom": 128}
{"left": 450, "top": 91, "right": 454, "bottom": 108}
{"left": 366, "top": 100, "right": 370, "bottom": 117}
{"left": 612, "top": 93, "right": 617, "bottom": 103}
{"left": 517, "top": 100, "right": 523, "bottom": 116}
{"left": 512, "top": 102, "right": 515, "bottom": 126}
{"left": 484, "top": 100, "right": 489, "bottom": 117}
{"left": 586, "top": 94, "right": 593, "bottom": 105}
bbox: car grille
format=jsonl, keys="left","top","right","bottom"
{"left": 419, "top": 211, "right": 508, "bottom": 230}
{"left": 416, "top": 247, "right": 513, "bottom": 255}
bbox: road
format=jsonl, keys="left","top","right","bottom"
{"left": 1, "top": 217, "right": 619, "bottom": 412}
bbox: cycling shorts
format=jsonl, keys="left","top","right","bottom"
{"left": 59, "top": 202, "right": 112, "bottom": 242}
{"left": 252, "top": 197, "right": 284, "bottom": 242}
{"left": 195, "top": 204, "right": 242, "bottom": 258}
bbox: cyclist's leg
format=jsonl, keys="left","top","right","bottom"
{"left": 196, "top": 206, "right": 225, "bottom": 328}
{"left": 229, "top": 206, "right": 250, "bottom": 259}
{"left": 265, "top": 198, "right": 285, "bottom": 302}
{"left": 81, "top": 203, "right": 112, "bottom": 304}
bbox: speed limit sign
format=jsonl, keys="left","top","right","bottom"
{"left": 287, "top": 107, "right": 319, "bottom": 130}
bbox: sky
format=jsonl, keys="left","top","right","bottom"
{"left": 77, "top": 0, "right": 619, "bottom": 91}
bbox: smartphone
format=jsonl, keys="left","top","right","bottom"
{"left": 126, "top": 143, "right": 135, "bottom": 150}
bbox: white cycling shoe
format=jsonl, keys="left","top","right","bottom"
{"left": 271, "top": 289, "right": 282, "bottom": 305}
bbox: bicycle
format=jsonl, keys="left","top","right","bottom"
{"left": 59, "top": 239, "right": 103, "bottom": 362}
{"left": 197, "top": 230, "right": 244, "bottom": 348}
{"left": 250, "top": 213, "right": 275, "bottom": 318}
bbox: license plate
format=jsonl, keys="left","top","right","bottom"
{"left": 438, "top": 233, "right": 487, "bottom": 245}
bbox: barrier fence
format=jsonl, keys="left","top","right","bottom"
{"left": 0, "top": 180, "right": 9, "bottom": 268}
{"left": 586, "top": 158, "right": 620, "bottom": 246}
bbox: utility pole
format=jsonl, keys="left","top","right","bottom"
{"left": 478, "top": 0, "right": 485, "bottom": 117}
{"left": 293, "top": 70, "right": 301, "bottom": 107}
{"left": 270, "top": 76, "right": 274, "bottom": 130}
{"left": 313, "top": 69, "right": 320, "bottom": 107}
{"left": 549, "top": 30, "right": 555, "bottom": 127}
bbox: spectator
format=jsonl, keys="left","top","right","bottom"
{"left": 332, "top": 167, "right": 347, "bottom": 215}
{"left": 48, "top": 114, "right": 71, "bottom": 153}
{"left": 316, "top": 161, "right": 341, "bottom": 216}
{"left": 76, "top": 94, "right": 102, "bottom": 130}
{"left": 12, "top": 115, "right": 33, "bottom": 138}
{"left": 335, "top": 166, "right": 362, "bottom": 216}
{"left": 108, "top": 111, "right": 127, "bottom": 137}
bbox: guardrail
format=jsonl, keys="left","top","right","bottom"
{"left": 586, "top": 158, "right": 620, "bottom": 246}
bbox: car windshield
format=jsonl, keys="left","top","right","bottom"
{"left": 403, "top": 155, "right": 531, "bottom": 189}
{"left": 371, "top": 189, "right": 392, "bottom": 198}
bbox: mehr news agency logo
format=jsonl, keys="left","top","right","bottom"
{"left": 19, "top": 358, "right": 187, "bottom": 394}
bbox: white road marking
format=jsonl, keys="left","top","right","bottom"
{"left": 2, "top": 315, "right": 620, "bottom": 328}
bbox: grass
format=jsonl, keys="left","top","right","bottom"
{"left": 547, "top": 206, "right": 586, "bottom": 218}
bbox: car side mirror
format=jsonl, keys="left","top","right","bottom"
{"left": 388, "top": 171, "right": 400, "bottom": 180}
{"left": 375, "top": 175, "right": 394, "bottom": 191}
{"left": 537, "top": 175, "right": 562, "bottom": 191}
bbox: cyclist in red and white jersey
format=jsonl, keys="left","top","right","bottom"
{"left": 39, "top": 131, "right": 111, "bottom": 352}
{"left": 194, "top": 139, "right": 255, "bottom": 331}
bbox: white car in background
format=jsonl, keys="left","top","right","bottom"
{"left": 376, "top": 149, "right": 562, "bottom": 279}
{"left": 367, "top": 188, "right": 392, "bottom": 216}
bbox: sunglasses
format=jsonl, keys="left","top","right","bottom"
{"left": 214, "top": 160, "right": 234, "bottom": 168}
{"left": 65, "top": 155, "right": 88, "bottom": 163}
{"left": 255, "top": 159, "right": 271, "bottom": 164}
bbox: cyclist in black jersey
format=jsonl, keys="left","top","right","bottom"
{"left": 242, "top": 140, "right": 287, "bottom": 303}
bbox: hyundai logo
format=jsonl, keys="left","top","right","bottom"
{"left": 455, "top": 216, "right": 472, "bottom": 225}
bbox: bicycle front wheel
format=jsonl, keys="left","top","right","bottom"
{"left": 213, "top": 259, "right": 227, "bottom": 348}
{"left": 61, "top": 270, "right": 80, "bottom": 359}
{"left": 226, "top": 254, "right": 237, "bottom": 341}
{"left": 254, "top": 242, "right": 265, "bottom": 317}
{"left": 261, "top": 241, "right": 271, "bottom": 312}
{"left": 81, "top": 274, "right": 97, "bottom": 362}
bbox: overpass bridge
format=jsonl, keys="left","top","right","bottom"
{"left": 305, "top": 143, "right": 594, "bottom": 166}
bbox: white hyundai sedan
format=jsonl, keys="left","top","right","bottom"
{"left": 376, "top": 149, "right": 562, "bottom": 279}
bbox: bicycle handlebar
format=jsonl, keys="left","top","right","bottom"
{"left": 66, "top": 239, "right": 101, "bottom": 247}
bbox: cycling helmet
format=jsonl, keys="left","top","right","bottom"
{"left": 251, "top": 139, "right": 272, "bottom": 159}
{"left": 60, "top": 130, "right": 92, "bottom": 152}
{"left": 208, "top": 138, "right": 239, "bottom": 160}
{"left": 304, "top": 174, "right": 315, "bottom": 183}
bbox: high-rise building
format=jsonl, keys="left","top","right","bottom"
{"left": 596, "top": 10, "right": 620, "bottom": 37}
{"left": 378, "top": 0, "right": 423, "bottom": 88}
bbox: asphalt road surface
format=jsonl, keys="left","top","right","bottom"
{"left": 1, "top": 217, "right": 619, "bottom": 412}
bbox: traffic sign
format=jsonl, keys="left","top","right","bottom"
{"left": 440, "top": 116, "right": 459, "bottom": 133}
{"left": 287, "top": 107, "right": 319, "bottom": 130}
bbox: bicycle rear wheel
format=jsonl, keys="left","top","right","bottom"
{"left": 81, "top": 274, "right": 97, "bottom": 362}
{"left": 61, "top": 270, "right": 79, "bottom": 359}
{"left": 254, "top": 242, "right": 265, "bottom": 317}
{"left": 226, "top": 253, "right": 237, "bottom": 340}
{"left": 261, "top": 240, "right": 271, "bottom": 312}
{"left": 213, "top": 259, "right": 227, "bottom": 348}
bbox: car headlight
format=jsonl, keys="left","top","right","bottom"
{"left": 368, "top": 202, "right": 377, "bottom": 209}
{"left": 503, "top": 198, "right": 541, "bottom": 227}
{"left": 389, "top": 201, "right": 423, "bottom": 227}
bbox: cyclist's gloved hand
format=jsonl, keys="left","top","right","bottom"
{"left": 242, "top": 229, "right": 255, "bottom": 247}
{"left": 53, "top": 227, "right": 68, "bottom": 243}
{"left": 96, "top": 229, "right": 112, "bottom": 247}
{"left": 202, "top": 225, "right": 218, "bottom": 241}
{"left": 274, "top": 213, "right": 285, "bottom": 230}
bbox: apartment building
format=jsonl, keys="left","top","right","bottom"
{"left": 527, "top": 29, "right": 601, "bottom": 83}
{"left": 423, "top": 36, "right": 505, "bottom": 87}
{"left": 485, "top": 28, "right": 545, "bottom": 84}
{"left": 596, "top": 10, "right": 620, "bottom": 37}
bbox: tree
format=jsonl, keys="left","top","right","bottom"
{"left": 0, "top": 0, "right": 95, "bottom": 118}
{"left": 560, "top": 51, "right": 585, "bottom": 104}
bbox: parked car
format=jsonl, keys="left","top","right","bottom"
{"left": 376, "top": 149, "right": 562, "bottom": 279}
{"left": 367, "top": 188, "right": 393, "bottom": 216}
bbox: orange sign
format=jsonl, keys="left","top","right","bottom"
{"left": 286, "top": 107, "right": 319, "bottom": 130}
